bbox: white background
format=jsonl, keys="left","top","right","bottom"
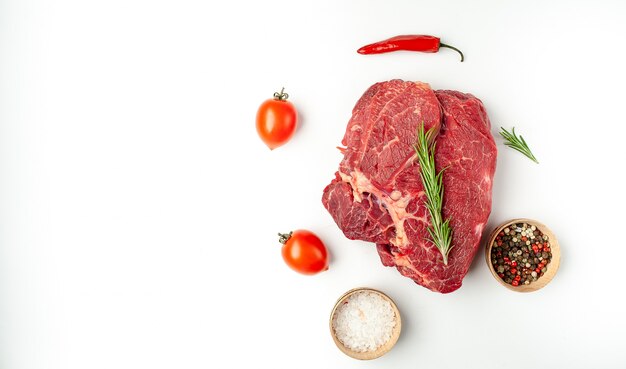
{"left": 2, "top": 1, "right": 626, "bottom": 368}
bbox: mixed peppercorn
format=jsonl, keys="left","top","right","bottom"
{"left": 490, "top": 222, "right": 552, "bottom": 287}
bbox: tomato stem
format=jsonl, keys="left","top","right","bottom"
{"left": 278, "top": 231, "right": 293, "bottom": 244}
{"left": 273, "top": 87, "right": 289, "bottom": 101}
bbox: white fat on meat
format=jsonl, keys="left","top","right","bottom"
{"left": 339, "top": 169, "right": 415, "bottom": 247}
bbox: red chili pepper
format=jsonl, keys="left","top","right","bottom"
{"left": 357, "top": 35, "right": 464, "bottom": 62}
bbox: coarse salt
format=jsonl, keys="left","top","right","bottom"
{"left": 332, "top": 290, "right": 396, "bottom": 353}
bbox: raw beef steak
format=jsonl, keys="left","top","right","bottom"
{"left": 322, "top": 80, "right": 497, "bottom": 293}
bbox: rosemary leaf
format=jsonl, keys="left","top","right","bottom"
{"left": 499, "top": 127, "right": 539, "bottom": 164}
{"left": 414, "top": 123, "right": 453, "bottom": 265}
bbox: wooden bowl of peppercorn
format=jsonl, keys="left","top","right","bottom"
{"left": 485, "top": 218, "right": 561, "bottom": 292}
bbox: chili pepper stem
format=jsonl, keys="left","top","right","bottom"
{"left": 439, "top": 43, "right": 464, "bottom": 62}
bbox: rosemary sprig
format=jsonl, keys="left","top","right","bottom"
{"left": 414, "top": 123, "right": 453, "bottom": 265}
{"left": 499, "top": 127, "right": 539, "bottom": 164}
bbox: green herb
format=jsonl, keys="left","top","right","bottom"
{"left": 413, "top": 123, "right": 453, "bottom": 265}
{"left": 499, "top": 127, "right": 539, "bottom": 164}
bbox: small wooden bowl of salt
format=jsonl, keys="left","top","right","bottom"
{"left": 329, "top": 287, "right": 401, "bottom": 360}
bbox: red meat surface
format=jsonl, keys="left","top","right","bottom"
{"left": 322, "top": 80, "right": 497, "bottom": 293}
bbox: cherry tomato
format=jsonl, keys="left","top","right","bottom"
{"left": 278, "top": 230, "right": 329, "bottom": 275}
{"left": 256, "top": 88, "right": 298, "bottom": 150}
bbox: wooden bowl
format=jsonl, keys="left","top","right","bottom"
{"left": 329, "top": 287, "right": 401, "bottom": 360}
{"left": 485, "top": 218, "right": 561, "bottom": 292}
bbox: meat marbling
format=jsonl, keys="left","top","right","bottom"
{"left": 321, "top": 80, "right": 497, "bottom": 293}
